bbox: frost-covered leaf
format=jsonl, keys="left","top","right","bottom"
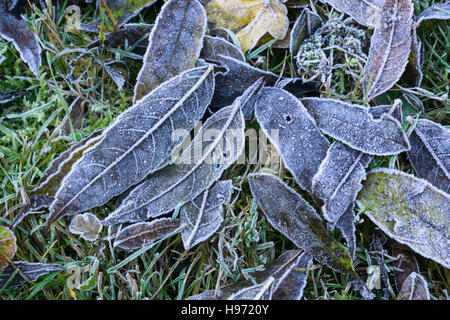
{"left": 11, "top": 131, "right": 103, "bottom": 229}
{"left": 47, "top": 66, "right": 215, "bottom": 226}
{"left": 0, "top": 1, "right": 41, "bottom": 77}
{"left": 114, "top": 218, "right": 181, "bottom": 251}
{"left": 205, "top": 0, "right": 289, "bottom": 52}
{"left": 133, "top": 0, "right": 206, "bottom": 102}
{"left": 101, "top": 0, "right": 158, "bottom": 27}
{"left": 319, "top": 0, "right": 383, "bottom": 27}
{"left": 102, "top": 23, "right": 153, "bottom": 54}
{"left": 201, "top": 35, "right": 245, "bottom": 64}
{"left": 416, "top": 2, "right": 450, "bottom": 24}
{"left": 0, "top": 261, "right": 65, "bottom": 289}
{"left": 362, "top": 0, "right": 414, "bottom": 101}
{"left": 0, "top": 227, "right": 16, "bottom": 271}
{"left": 68, "top": 53, "right": 94, "bottom": 83}
{"left": 392, "top": 242, "right": 419, "bottom": 291}
{"left": 356, "top": 168, "right": 450, "bottom": 269}
{"left": 402, "top": 28, "right": 423, "bottom": 87}
{"left": 397, "top": 272, "right": 430, "bottom": 300}
{"left": 248, "top": 173, "right": 356, "bottom": 276}
{"left": 301, "top": 97, "right": 410, "bottom": 156}
{"left": 407, "top": 119, "right": 450, "bottom": 193}
{"left": 335, "top": 204, "right": 357, "bottom": 259}
{"left": 69, "top": 212, "right": 103, "bottom": 242}
{"left": 283, "top": 0, "right": 312, "bottom": 8}
{"left": 181, "top": 180, "right": 232, "bottom": 250}
{"left": 255, "top": 88, "right": 330, "bottom": 193}
{"left": 228, "top": 277, "right": 275, "bottom": 300}
{"left": 102, "top": 79, "right": 255, "bottom": 225}
{"left": 312, "top": 141, "right": 371, "bottom": 224}
{"left": 290, "top": 7, "right": 322, "bottom": 74}
{"left": 104, "top": 61, "right": 128, "bottom": 91}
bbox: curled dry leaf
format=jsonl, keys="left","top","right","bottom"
{"left": 255, "top": 87, "right": 330, "bottom": 193}
{"left": 201, "top": 35, "right": 245, "bottom": 64}
{"left": 301, "top": 97, "right": 410, "bottom": 156}
{"left": 0, "top": 227, "right": 16, "bottom": 271}
{"left": 397, "top": 272, "right": 430, "bottom": 300}
{"left": 0, "top": 1, "right": 41, "bottom": 77}
{"left": 205, "top": 0, "right": 289, "bottom": 52}
{"left": 11, "top": 130, "right": 103, "bottom": 229}
{"left": 69, "top": 212, "right": 103, "bottom": 242}
{"left": 362, "top": 0, "right": 414, "bottom": 101}
{"left": 319, "top": 0, "right": 383, "bottom": 27}
{"left": 416, "top": 2, "right": 450, "bottom": 24}
{"left": 407, "top": 119, "right": 450, "bottom": 193}
{"left": 47, "top": 66, "right": 215, "bottom": 226}
{"left": 356, "top": 168, "right": 450, "bottom": 269}
{"left": 133, "top": 0, "right": 207, "bottom": 102}
{"left": 114, "top": 218, "right": 181, "bottom": 251}
{"left": 181, "top": 180, "right": 233, "bottom": 250}
{"left": 0, "top": 261, "right": 65, "bottom": 289}
{"left": 248, "top": 173, "right": 356, "bottom": 276}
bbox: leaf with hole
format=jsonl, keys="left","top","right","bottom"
{"left": 407, "top": 119, "right": 450, "bottom": 194}
{"left": 181, "top": 180, "right": 233, "bottom": 250}
{"left": 69, "top": 212, "right": 103, "bottom": 242}
{"left": 114, "top": 218, "right": 181, "bottom": 251}
{"left": 47, "top": 65, "right": 215, "bottom": 226}
{"left": 362, "top": 0, "right": 414, "bottom": 100}
{"left": 356, "top": 168, "right": 450, "bottom": 269}
{"left": 133, "top": 0, "right": 207, "bottom": 102}
{"left": 301, "top": 97, "right": 410, "bottom": 156}
{"left": 205, "top": 0, "right": 289, "bottom": 52}
{"left": 255, "top": 88, "right": 330, "bottom": 193}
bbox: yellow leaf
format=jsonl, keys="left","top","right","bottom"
{"left": 0, "top": 226, "right": 16, "bottom": 271}
{"left": 206, "top": 0, "right": 289, "bottom": 52}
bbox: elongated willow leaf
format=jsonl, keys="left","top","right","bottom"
{"left": 11, "top": 131, "right": 103, "bottom": 229}
{"left": 114, "top": 218, "right": 181, "bottom": 251}
{"left": 356, "top": 168, "right": 450, "bottom": 269}
{"left": 407, "top": 119, "right": 450, "bottom": 193}
{"left": 133, "top": 0, "right": 207, "bottom": 102}
{"left": 416, "top": 2, "right": 450, "bottom": 24}
{"left": 0, "top": 261, "right": 65, "bottom": 289}
{"left": 255, "top": 88, "right": 329, "bottom": 193}
{"left": 201, "top": 35, "right": 245, "bottom": 64}
{"left": 362, "top": 0, "right": 414, "bottom": 101}
{"left": 397, "top": 272, "right": 430, "bottom": 300}
{"left": 319, "top": 0, "right": 383, "bottom": 27}
{"left": 0, "top": 1, "right": 41, "bottom": 77}
{"left": 301, "top": 98, "right": 410, "bottom": 156}
{"left": 181, "top": 180, "right": 233, "bottom": 250}
{"left": 0, "top": 227, "right": 16, "bottom": 271}
{"left": 102, "top": 79, "right": 259, "bottom": 225}
{"left": 47, "top": 66, "right": 215, "bottom": 226}
{"left": 248, "top": 173, "right": 356, "bottom": 276}
{"left": 188, "top": 250, "right": 310, "bottom": 300}
{"left": 69, "top": 212, "right": 103, "bottom": 242}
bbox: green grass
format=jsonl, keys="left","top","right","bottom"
{"left": 0, "top": 0, "right": 449, "bottom": 300}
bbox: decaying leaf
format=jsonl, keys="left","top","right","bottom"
{"left": 101, "top": 23, "right": 153, "bottom": 55}
{"left": 397, "top": 272, "right": 430, "bottom": 300}
{"left": 201, "top": 35, "right": 245, "bottom": 64}
{"left": 290, "top": 7, "right": 323, "bottom": 74}
{"left": 0, "top": 227, "right": 16, "bottom": 271}
{"left": 69, "top": 212, "right": 103, "bottom": 242}
{"left": 0, "top": 261, "right": 65, "bottom": 289}
{"left": 248, "top": 173, "right": 356, "bottom": 276}
{"left": 356, "top": 168, "right": 450, "bottom": 269}
{"left": 319, "top": 0, "right": 383, "bottom": 27}
{"left": 11, "top": 130, "right": 104, "bottom": 229}
{"left": 312, "top": 141, "right": 371, "bottom": 224}
{"left": 301, "top": 98, "right": 410, "bottom": 156}
{"left": 114, "top": 218, "right": 181, "bottom": 251}
{"left": 205, "top": 0, "right": 289, "bottom": 52}
{"left": 255, "top": 87, "right": 330, "bottom": 193}
{"left": 47, "top": 66, "right": 215, "bottom": 226}
{"left": 335, "top": 204, "right": 357, "bottom": 259}
{"left": 391, "top": 242, "right": 419, "bottom": 291}
{"left": 133, "top": 0, "right": 207, "bottom": 102}
{"left": 362, "top": 0, "right": 414, "bottom": 101}
{"left": 416, "top": 2, "right": 450, "bottom": 24}
{"left": 102, "top": 78, "right": 257, "bottom": 225}
{"left": 68, "top": 53, "right": 94, "bottom": 83}
{"left": 181, "top": 180, "right": 232, "bottom": 250}
{"left": 0, "top": 1, "right": 41, "bottom": 77}
{"left": 407, "top": 119, "right": 450, "bottom": 193}
{"left": 100, "top": 0, "right": 158, "bottom": 27}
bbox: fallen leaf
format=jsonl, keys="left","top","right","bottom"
{"left": 201, "top": 35, "right": 245, "bottom": 64}
{"left": 103, "top": 60, "right": 128, "bottom": 91}
{"left": 397, "top": 272, "right": 430, "bottom": 300}
{"left": 416, "top": 2, "right": 450, "bottom": 24}
{"left": 356, "top": 168, "right": 450, "bottom": 269}
{"left": 101, "top": 0, "right": 158, "bottom": 27}
{"left": 69, "top": 212, "right": 103, "bottom": 242}
{"left": 0, "top": 227, "right": 16, "bottom": 271}
{"left": 402, "top": 28, "right": 423, "bottom": 87}
{"left": 133, "top": 0, "right": 207, "bottom": 102}
{"left": 0, "top": 261, "right": 65, "bottom": 288}
{"left": 391, "top": 242, "right": 419, "bottom": 291}
{"left": 319, "top": 0, "right": 384, "bottom": 27}
{"left": 205, "top": 0, "right": 289, "bottom": 52}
